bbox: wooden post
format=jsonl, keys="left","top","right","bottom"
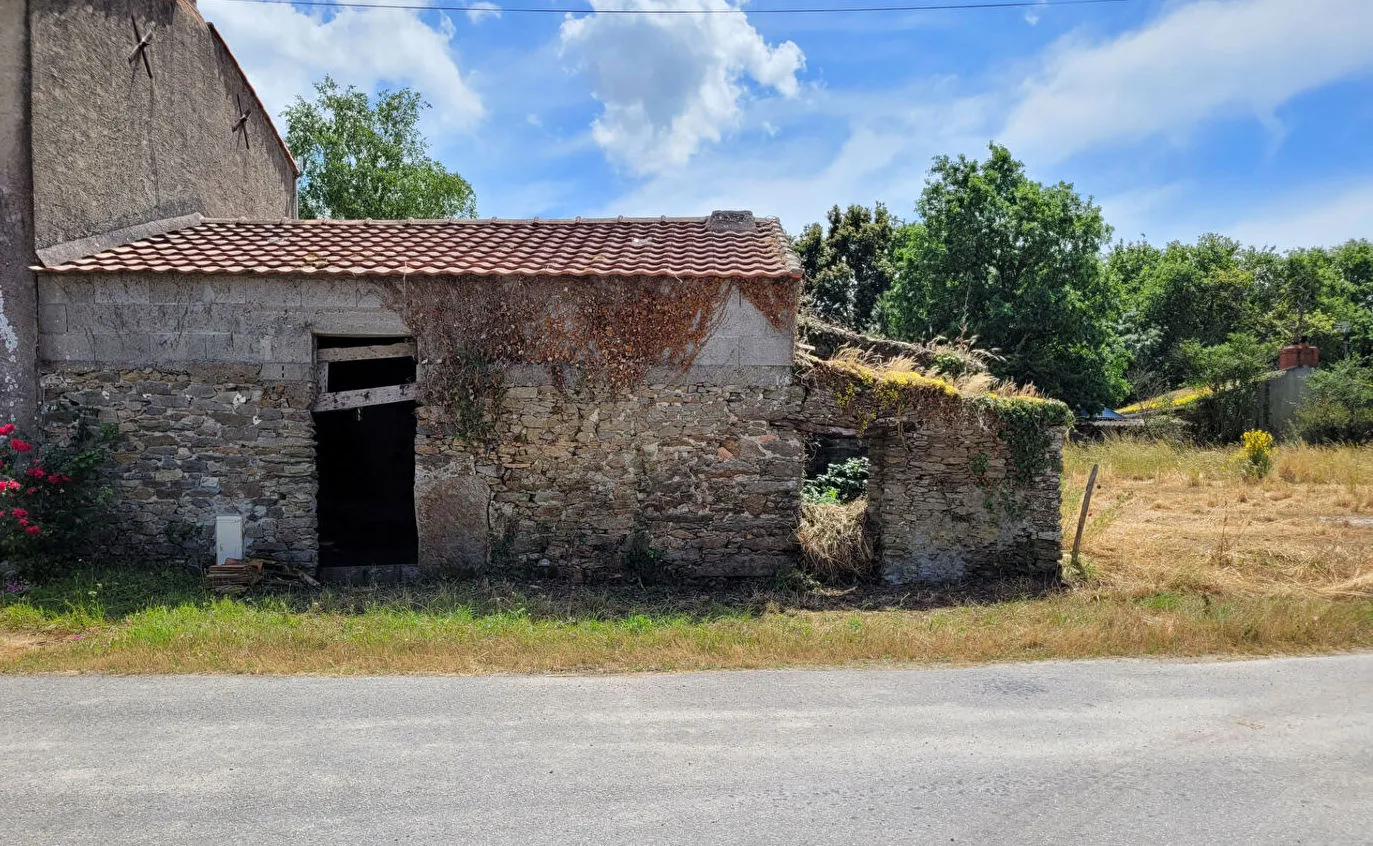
{"left": 1070, "top": 463, "right": 1099, "bottom": 569}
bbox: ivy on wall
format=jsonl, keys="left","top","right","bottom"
{"left": 388, "top": 276, "right": 798, "bottom": 442}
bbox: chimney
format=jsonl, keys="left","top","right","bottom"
{"left": 1277, "top": 341, "right": 1319, "bottom": 371}
{"left": 705, "top": 210, "right": 755, "bottom": 233}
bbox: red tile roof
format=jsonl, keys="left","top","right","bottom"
{"left": 39, "top": 213, "right": 802, "bottom": 280}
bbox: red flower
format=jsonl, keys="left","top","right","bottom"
{"left": 25, "top": 467, "right": 46, "bottom": 479}
{"left": 24, "top": 524, "right": 40, "bottom": 535}
{"left": 25, "top": 488, "right": 35, "bottom": 495}
{"left": 0, "top": 424, "right": 14, "bottom": 436}
{"left": 17, "top": 517, "right": 27, "bottom": 526}
{"left": 5, "top": 480, "right": 19, "bottom": 491}
{"left": 47, "top": 474, "right": 65, "bottom": 484}
{"left": 11, "top": 508, "right": 27, "bottom": 519}
{"left": 10, "top": 439, "right": 32, "bottom": 452}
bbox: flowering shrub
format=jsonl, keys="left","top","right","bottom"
{"left": 1238, "top": 429, "right": 1275, "bottom": 479}
{"left": 0, "top": 421, "right": 114, "bottom": 581}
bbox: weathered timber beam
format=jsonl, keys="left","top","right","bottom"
{"left": 316, "top": 342, "right": 416, "bottom": 363}
{"left": 312, "top": 383, "right": 418, "bottom": 412}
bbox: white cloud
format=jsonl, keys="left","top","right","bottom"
{"left": 1225, "top": 182, "right": 1373, "bottom": 249}
{"left": 559, "top": 0, "right": 804, "bottom": 174}
{"left": 1002, "top": 0, "right": 1373, "bottom": 162}
{"left": 466, "top": 2, "right": 502, "bottom": 24}
{"left": 603, "top": 0, "right": 1373, "bottom": 234}
{"left": 199, "top": 0, "right": 484, "bottom": 131}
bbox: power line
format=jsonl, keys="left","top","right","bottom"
{"left": 211, "top": 0, "right": 1133, "bottom": 16}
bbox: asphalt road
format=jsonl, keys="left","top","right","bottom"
{"left": 3, "top": 655, "right": 1371, "bottom": 845}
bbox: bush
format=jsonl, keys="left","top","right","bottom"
{"left": 0, "top": 421, "right": 114, "bottom": 581}
{"left": 803, "top": 457, "right": 870, "bottom": 504}
{"left": 797, "top": 499, "right": 874, "bottom": 583}
{"left": 1177, "top": 333, "right": 1277, "bottom": 443}
{"left": 1238, "top": 429, "right": 1275, "bottom": 479}
{"left": 1293, "top": 358, "right": 1373, "bottom": 444}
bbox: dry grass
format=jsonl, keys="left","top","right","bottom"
{"left": 1063, "top": 438, "right": 1373, "bottom": 602}
{"left": 825, "top": 346, "right": 1041, "bottom": 398}
{"left": 3, "top": 438, "right": 1372, "bottom": 675}
{"left": 798, "top": 499, "right": 875, "bottom": 582}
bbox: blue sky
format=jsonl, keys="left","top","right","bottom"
{"left": 201, "top": 0, "right": 1373, "bottom": 247}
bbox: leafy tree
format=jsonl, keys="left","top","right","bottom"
{"left": 1177, "top": 332, "right": 1277, "bottom": 443}
{"left": 1329, "top": 238, "right": 1373, "bottom": 359}
{"left": 877, "top": 144, "right": 1127, "bottom": 411}
{"left": 1110, "top": 235, "right": 1256, "bottom": 389}
{"left": 795, "top": 203, "right": 898, "bottom": 331}
{"left": 1293, "top": 357, "right": 1373, "bottom": 444}
{"left": 284, "top": 77, "right": 476, "bottom": 220}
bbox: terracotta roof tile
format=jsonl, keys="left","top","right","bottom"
{"left": 40, "top": 213, "right": 802, "bottom": 280}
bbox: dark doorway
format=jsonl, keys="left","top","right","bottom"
{"left": 313, "top": 337, "right": 418, "bottom": 570}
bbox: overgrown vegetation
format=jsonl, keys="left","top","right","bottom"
{"left": 802, "top": 457, "right": 870, "bottom": 504}
{"left": 796, "top": 498, "right": 874, "bottom": 583}
{"left": 1293, "top": 358, "right": 1373, "bottom": 444}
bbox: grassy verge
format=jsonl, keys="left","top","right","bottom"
{"left": 3, "top": 439, "right": 1372, "bottom": 675}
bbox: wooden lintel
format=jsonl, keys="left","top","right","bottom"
{"left": 316, "top": 342, "right": 416, "bottom": 363}
{"left": 312, "top": 383, "right": 418, "bottom": 413}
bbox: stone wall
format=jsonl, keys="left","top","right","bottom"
{"left": 39, "top": 365, "right": 317, "bottom": 566}
{"left": 415, "top": 379, "right": 805, "bottom": 580}
{"left": 797, "top": 366, "right": 1066, "bottom": 583}
{"left": 867, "top": 418, "right": 1064, "bottom": 583}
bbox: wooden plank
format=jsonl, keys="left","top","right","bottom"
{"left": 312, "top": 383, "right": 418, "bottom": 412}
{"left": 316, "top": 342, "right": 416, "bottom": 363}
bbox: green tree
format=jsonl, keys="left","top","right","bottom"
{"left": 1293, "top": 357, "right": 1373, "bottom": 444}
{"left": 1177, "top": 332, "right": 1277, "bottom": 443}
{"left": 877, "top": 144, "right": 1127, "bottom": 411}
{"left": 795, "top": 203, "right": 898, "bottom": 331}
{"left": 1110, "top": 235, "right": 1256, "bottom": 389}
{"left": 284, "top": 77, "right": 476, "bottom": 220}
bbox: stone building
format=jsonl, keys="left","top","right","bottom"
{"left": 34, "top": 212, "right": 1068, "bottom": 584}
{"left": 7, "top": 1, "right": 1068, "bottom": 584}
{"left": 2, "top": 0, "right": 298, "bottom": 423}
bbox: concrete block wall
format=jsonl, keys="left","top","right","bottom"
{"left": 36, "top": 274, "right": 407, "bottom": 374}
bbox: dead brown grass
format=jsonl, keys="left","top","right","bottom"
{"left": 1064, "top": 439, "right": 1373, "bottom": 602}
{"left": 798, "top": 499, "right": 875, "bottom": 582}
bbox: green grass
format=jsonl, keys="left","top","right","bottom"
{"left": 3, "top": 566, "right": 1371, "bottom": 675}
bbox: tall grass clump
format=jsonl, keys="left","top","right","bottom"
{"left": 797, "top": 499, "right": 874, "bottom": 583}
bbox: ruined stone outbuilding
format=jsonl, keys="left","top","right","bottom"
{"left": 7, "top": 0, "right": 1069, "bottom": 585}
{"left": 34, "top": 212, "right": 1069, "bottom": 584}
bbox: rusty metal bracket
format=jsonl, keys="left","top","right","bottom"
{"left": 231, "top": 94, "right": 251, "bottom": 149}
{"left": 129, "top": 17, "right": 155, "bottom": 78}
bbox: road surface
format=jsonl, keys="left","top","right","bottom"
{"left": 3, "top": 655, "right": 1371, "bottom": 844}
